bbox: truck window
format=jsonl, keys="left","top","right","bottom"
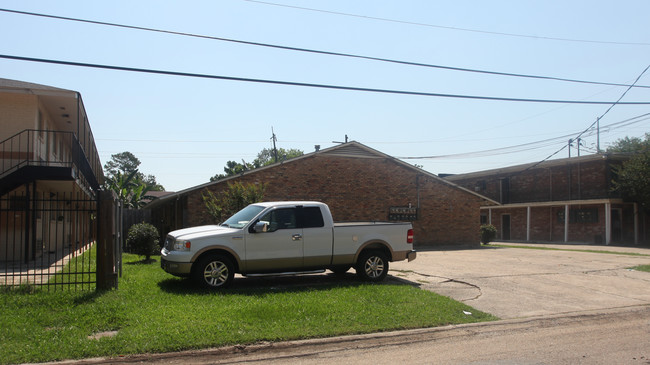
{"left": 260, "top": 208, "right": 297, "bottom": 231}
{"left": 299, "top": 207, "right": 324, "bottom": 228}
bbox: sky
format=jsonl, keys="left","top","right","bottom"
{"left": 1, "top": 0, "right": 649, "bottom": 192}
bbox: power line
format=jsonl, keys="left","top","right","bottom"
{"left": 396, "top": 112, "right": 650, "bottom": 160}
{"left": 1, "top": 8, "right": 649, "bottom": 89}
{"left": 243, "top": 0, "right": 650, "bottom": 47}
{"left": 2, "top": 54, "right": 650, "bottom": 105}
{"left": 106, "top": 113, "right": 650, "bottom": 159}
{"left": 521, "top": 65, "right": 650, "bottom": 172}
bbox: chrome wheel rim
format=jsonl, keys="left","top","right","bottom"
{"left": 203, "top": 261, "right": 229, "bottom": 287}
{"left": 364, "top": 256, "right": 384, "bottom": 278}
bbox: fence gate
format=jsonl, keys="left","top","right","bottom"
{"left": 0, "top": 188, "right": 120, "bottom": 291}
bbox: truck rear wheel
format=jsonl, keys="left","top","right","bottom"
{"left": 193, "top": 254, "right": 234, "bottom": 289}
{"left": 356, "top": 250, "right": 389, "bottom": 282}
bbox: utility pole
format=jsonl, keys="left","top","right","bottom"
{"left": 568, "top": 139, "right": 573, "bottom": 158}
{"left": 577, "top": 137, "right": 581, "bottom": 157}
{"left": 271, "top": 127, "right": 278, "bottom": 163}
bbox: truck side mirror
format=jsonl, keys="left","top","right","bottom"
{"left": 252, "top": 221, "right": 269, "bottom": 233}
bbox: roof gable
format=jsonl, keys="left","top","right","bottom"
{"left": 148, "top": 141, "right": 498, "bottom": 207}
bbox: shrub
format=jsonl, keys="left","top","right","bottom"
{"left": 480, "top": 224, "right": 497, "bottom": 245}
{"left": 127, "top": 223, "right": 160, "bottom": 260}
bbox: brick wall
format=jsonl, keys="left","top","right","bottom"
{"left": 450, "top": 156, "right": 620, "bottom": 204}
{"left": 181, "top": 154, "right": 487, "bottom": 247}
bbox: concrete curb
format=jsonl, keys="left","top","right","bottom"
{"left": 33, "top": 304, "right": 650, "bottom": 365}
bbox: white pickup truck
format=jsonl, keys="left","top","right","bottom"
{"left": 161, "top": 201, "right": 416, "bottom": 288}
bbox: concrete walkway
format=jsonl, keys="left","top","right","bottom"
{"left": 391, "top": 242, "right": 650, "bottom": 319}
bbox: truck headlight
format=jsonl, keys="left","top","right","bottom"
{"left": 173, "top": 240, "right": 191, "bottom": 251}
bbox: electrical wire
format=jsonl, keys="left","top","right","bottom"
{"left": 1, "top": 8, "right": 649, "bottom": 89}
{"left": 520, "top": 64, "right": 650, "bottom": 172}
{"left": 2, "top": 54, "right": 650, "bottom": 105}
{"left": 243, "top": 0, "right": 650, "bottom": 47}
{"left": 395, "top": 112, "right": 650, "bottom": 160}
{"left": 101, "top": 113, "right": 650, "bottom": 159}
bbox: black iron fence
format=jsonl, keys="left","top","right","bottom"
{"left": 0, "top": 189, "right": 99, "bottom": 290}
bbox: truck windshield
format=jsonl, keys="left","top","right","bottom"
{"left": 221, "top": 205, "right": 265, "bottom": 229}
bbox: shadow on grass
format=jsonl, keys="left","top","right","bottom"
{"left": 158, "top": 271, "right": 409, "bottom": 296}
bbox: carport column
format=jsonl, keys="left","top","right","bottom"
{"left": 605, "top": 202, "right": 611, "bottom": 245}
{"left": 488, "top": 208, "right": 492, "bottom": 225}
{"left": 526, "top": 206, "right": 531, "bottom": 241}
{"left": 564, "top": 205, "right": 569, "bottom": 242}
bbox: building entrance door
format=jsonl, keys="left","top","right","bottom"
{"left": 502, "top": 214, "right": 511, "bottom": 240}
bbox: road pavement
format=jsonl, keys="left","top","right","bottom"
{"left": 391, "top": 242, "right": 650, "bottom": 319}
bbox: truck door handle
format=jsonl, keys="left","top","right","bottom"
{"left": 292, "top": 234, "right": 302, "bottom": 241}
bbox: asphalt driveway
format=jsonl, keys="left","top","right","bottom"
{"left": 391, "top": 242, "right": 650, "bottom": 319}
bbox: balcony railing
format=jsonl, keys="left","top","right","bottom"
{"left": 0, "top": 129, "right": 101, "bottom": 192}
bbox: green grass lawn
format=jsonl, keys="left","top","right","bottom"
{"left": 631, "top": 264, "right": 650, "bottom": 272}
{"left": 0, "top": 252, "right": 496, "bottom": 364}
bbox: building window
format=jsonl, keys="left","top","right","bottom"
{"left": 500, "top": 178, "right": 510, "bottom": 204}
{"left": 480, "top": 214, "right": 488, "bottom": 225}
{"left": 475, "top": 180, "right": 486, "bottom": 192}
{"left": 557, "top": 208, "right": 599, "bottom": 224}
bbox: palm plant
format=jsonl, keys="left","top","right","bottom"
{"left": 105, "top": 170, "right": 155, "bottom": 208}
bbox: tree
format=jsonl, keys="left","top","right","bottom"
{"left": 607, "top": 134, "right": 649, "bottom": 153}
{"left": 104, "top": 170, "right": 155, "bottom": 209}
{"left": 255, "top": 148, "right": 304, "bottom": 166}
{"left": 202, "top": 181, "right": 267, "bottom": 222}
{"left": 608, "top": 133, "right": 650, "bottom": 211}
{"left": 104, "top": 151, "right": 140, "bottom": 178}
{"left": 104, "top": 151, "right": 164, "bottom": 191}
{"left": 103, "top": 151, "right": 164, "bottom": 208}
{"left": 210, "top": 148, "right": 303, "bottom": 181}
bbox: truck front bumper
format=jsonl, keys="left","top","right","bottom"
{"left": 160, "top": 258, "right": 192, "bottom": 277}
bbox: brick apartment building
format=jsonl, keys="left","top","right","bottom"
{"left": 147, "top": 142, "right": 497, "bottom": 247}
{"left": 445, "top": 153, "right": 647, "bottom": 245}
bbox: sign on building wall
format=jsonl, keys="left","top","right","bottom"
{"left": 388, "top": 206, "right": 418, "bottom": 221}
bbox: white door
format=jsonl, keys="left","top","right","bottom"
{"left": 244, "top": 207, "right": 303, "bottom": 273}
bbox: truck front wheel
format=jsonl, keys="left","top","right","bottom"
{"left": 356, "top": 250, "right": 389, "bottom": 282}
{"left": 193, "top": 254, "right": 234, "bottom": 289}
